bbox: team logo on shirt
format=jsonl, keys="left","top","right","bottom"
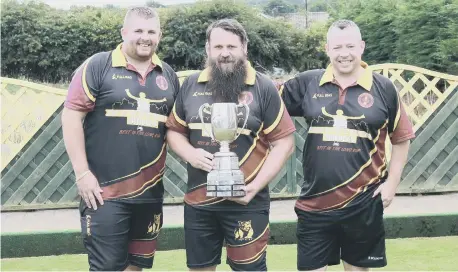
{"left": 358, "top": 93, "right": 374, "bottom": 108}
{"left": 156, "top": 75, "right": 168, "bottom": 91}
{"left": 307, "top": 107, "right": 372, "bottom": 145}
{"left": 234, "top": 220, "right": 254, "bottom": 241}
{"left": 105, "top": 89, "right": 168, "bottom": 129}
{"left": 238, "top": 91, "right": 253, "bottom": 105}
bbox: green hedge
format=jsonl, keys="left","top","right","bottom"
{"left": 2, "top": 214, "right": 457, "bottom": 258}
{"left": 0, "top": 0, "right": 328, "bottom": 83}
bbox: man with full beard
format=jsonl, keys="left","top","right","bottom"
{"left": 62, "top": 7, "right": 179, "bottom": 271}
{"left": 166, "top": 19, "right": 296, "bottom": 271}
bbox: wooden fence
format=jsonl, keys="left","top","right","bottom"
{"left": 1, "top": 64, "right": 457, "bottom": 210}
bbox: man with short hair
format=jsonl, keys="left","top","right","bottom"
{"left": 166, "top": 18, "right": 296, "bottom": 271}
{"left": 62, "top": 6, "right": 179, "bottom": 271}
{"left": 280, "top": 19, "right": 415, "bottom": 271}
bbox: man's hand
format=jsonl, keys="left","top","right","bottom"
{"left": 188, "top": 148, "right": 214, "bottom": 172}
{"left": 373, "top": 181, "right": 397, "bottom": 208}
{"left": 226, "top": 183, "right": 258, "bottom": 205}
{"left": 77, "top": 171, "right": 104, "bottom": 210}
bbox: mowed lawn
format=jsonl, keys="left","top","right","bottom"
{"left": 2, "top": 237, "right": 458, "bottom": 271}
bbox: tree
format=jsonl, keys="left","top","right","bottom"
{"left": 0, "top": 0, "right": 326, "bottom": 82}
{"left": 329, "top": 0, "right": 457, "bottom": 74}
{"left": 262, "top": 0, "right": 296, "bottom": 16}
{"left": 397, "top": 0, "right": 458, "bottom": 74}
{"left": 308, "top": 0, "right": 339, "bottom": 12}
{"left": 146, "top": 0, "right": 165, "bottom": 8}
{"left": 159, "top": 0, "right": 327, "bottom": 73}
{"left": 329, "top": 0, "right": 399, "bottom": 65}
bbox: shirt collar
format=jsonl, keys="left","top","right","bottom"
{"left": 111, "top": 43, "right": 162, "bottom": 69}
{"left": 319, "top": 61, "right": 373, "bottom": 91}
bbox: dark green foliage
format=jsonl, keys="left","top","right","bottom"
{"left": 396, "top": 0, "right": 458, "bottom": 75}
{"left": 2, "top": 0, "right": 456, "bottom": 83}
{"left": 262, "top": 0, "right": 297, "bottom": 16}
{"left": 329, "top": 0, "right": 458, "bottom": 74}
{"left": 1, "top": 0, "right": 327, "bottom": 82}
{"left": 1, "top": 0, "right": 124, "bottom": 82}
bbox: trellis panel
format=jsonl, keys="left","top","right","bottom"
{"left": 1, "top": 64, "right": 457, "bottom": 210}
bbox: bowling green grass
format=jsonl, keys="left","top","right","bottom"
{"left": 2, "top": 237, "right": 458, "bottom": 271}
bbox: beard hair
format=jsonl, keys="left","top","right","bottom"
{"left": 206, "top": 56, "right": 247, "bottom": 103}
{"left": 126, "top": 39, "right": 157, "bottom": 62}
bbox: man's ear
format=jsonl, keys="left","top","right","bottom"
{"left": 325, "top": 43, "right": 331, "bottom": 58}
{"left": 360, "top": 40, "right": 366, "bottom": 54}
{"left": 121, "top": 27, "right": 127, "bottom": 41}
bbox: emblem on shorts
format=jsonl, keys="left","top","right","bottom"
{"left": 148, "top": 213, "right": 161, "bottom": 234}
{"left": 234, "top": 220, "right": 254, "bottom": 241}
{"left": 238, "top": 91, "right": 253, "bottom": 105}
{"left": 156, "top": 75, "right": 168, "bottom": 91}
{"left": 86, "top": 215, "right": 92, "bottom": 236}
{"left": 358, "top": 93, "right": 374, "bottom": 108}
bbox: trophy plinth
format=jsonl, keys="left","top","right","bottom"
{"left": 206, "top": 142, "right": 246, "bottom": 197}
{"left": 198, "top": 103, "right": 250, "bottom": 198}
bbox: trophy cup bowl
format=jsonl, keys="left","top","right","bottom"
{"left": 198, "top": 102, "right": 250, "bottom": 197}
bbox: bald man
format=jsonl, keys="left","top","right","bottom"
{"left": 280, "top": 20, "right": 415, "bottom": 271}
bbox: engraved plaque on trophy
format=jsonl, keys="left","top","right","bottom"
{"left": 198, "top": 102, "right": 250, "bottom": 197}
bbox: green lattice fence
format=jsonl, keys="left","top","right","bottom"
{"left": 1, "top": 64, "right": 457, "bottom": 210}
{"left": 398, "top": 90, "right": 458, "bottom": 193}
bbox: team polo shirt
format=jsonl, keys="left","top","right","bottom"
{"left": 64, "top": 44, "right": 179, "bottom": 203}
{"left": 166, "top": 62, "right": 296, "bottom": 211}
{"left": 280, "top": 62, "right": 415, "bottom": 213}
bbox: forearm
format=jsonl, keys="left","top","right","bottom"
{"left": 386, "top": 140, "right": 410, "bottom": 187}
{"left": 166, "top": 130, "right": 195, "bottom": 163}
{"left": 249, "top": 134, "right": 294, "bottom": 192}
{"left": 61, "top": 108, "right": 89, "bottom": 175}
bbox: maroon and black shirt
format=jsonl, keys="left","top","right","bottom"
{"left": 280, "top": 62, "right": 415, "bottom": 214}
{"left": 65, "top": 44, "right": 179, "bottom": 203}
{"left": 166, "top": 62, "right": 296, "bottom": 211}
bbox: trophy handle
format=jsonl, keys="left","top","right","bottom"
{"left": 198, "top": 103, "right": 215, "bottom": 141}
{"left": 235, "top": 103, "right": 250, "bottom": 139}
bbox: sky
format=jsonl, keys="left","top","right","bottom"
{"left": 35, "top": 0, "right": 198, "bottom": 9}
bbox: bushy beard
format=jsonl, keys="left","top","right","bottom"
{"left": 206, "top": 56, "right": 247, "bottom": 103}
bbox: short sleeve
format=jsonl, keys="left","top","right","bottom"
{"left": 64, "top": 55, "right": 104, "bottom": 112}
{"left": 261, "top": 80, "right": 296, "bottom": 142}
{"left": 166, "top": 77, "right": 189, "bottom": 135}
{"left": 386, "top": 81, "right": 415, "bottom": 144}
{"left": 279, "top": 75, "right": 306, "bottom": 117}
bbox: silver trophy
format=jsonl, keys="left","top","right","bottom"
{"left": 198, "top": 102, "right": 250, "bottom": 197}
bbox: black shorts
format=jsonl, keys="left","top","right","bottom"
{"left": 79, "top": 200, "right": 163, "bottom": 271}
{"left": 295, "top": 195, "right": 386, "bottom": 270}
{"left": 184, "top": 204, "right": 270, "bottom": 271}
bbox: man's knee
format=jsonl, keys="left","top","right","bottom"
{"left": 189, "top": 265, "right": 217, "bottom": 271}
{"left": 227, "top": 251, "right": 267, "bottom": 271}
{"left": 343, "top": 261, "right": 369, "bottom": 272}
{"left": 298, "top": 266, "right": 328, "bottom": 271}
{"left": 89, "top": 259, "right": 129, "bottom": 271}
{"left": 124, "top": 264, "right": 142, "bottom": 271}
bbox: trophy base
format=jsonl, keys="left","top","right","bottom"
{"left": 206, "top": 151, "right": 246, "bottom": 198}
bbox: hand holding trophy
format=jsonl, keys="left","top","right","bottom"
{"left": 198, "top": 102, "right": 250, "bottom": 197}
